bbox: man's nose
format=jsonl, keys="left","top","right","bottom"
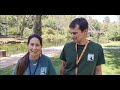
{"left": 71, "top": 34, "right": 75, "bottom": 38}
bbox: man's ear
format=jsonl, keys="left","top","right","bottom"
{"left": 85, "top": 29, "right": 88, "bottom": 32}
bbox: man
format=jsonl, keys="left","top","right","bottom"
{"left": 60, "top": 17, "right": 105, "bottom": 75}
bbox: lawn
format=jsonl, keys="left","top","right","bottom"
{"left": 101, "top": 41, "right": 120, "bottom": 47}
{"left": 0, "top": 49, "right": 120, "bottom": 75}
{"left": 102, "top": 49, "right": 120, "bottom": 75}
{"left": 0, "top": 56, "right": 61, "bottom": 75}
{"left": 0, "top": 64, "right": 15, "bottom": 75}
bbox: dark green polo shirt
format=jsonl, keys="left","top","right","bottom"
{"left": 60, "top": 41, "right": 105, "bottom": 75}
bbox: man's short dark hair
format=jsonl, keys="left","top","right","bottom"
{"left": 69, "top": 17, "right": 88, "bottom": 32}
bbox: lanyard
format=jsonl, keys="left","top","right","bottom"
{"left": 28, "top": 56, "right": 40, "bottom": 75}
{"left": 75, "top": 41, "right": 89, "bottom": 75}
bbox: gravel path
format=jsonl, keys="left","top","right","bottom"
{"left": 0, "top": 46, "right": 63, "bottom": 69}
{"left": 0, "top": 46, "right": 120, "bottom": 69}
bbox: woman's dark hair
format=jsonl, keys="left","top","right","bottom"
{"left": 69, "top": 17, "right": 88, "bottom": 32}
{"left": 27, "top": 34, "right": 42, "bottom": 46}
{"left": 16, "top": 34, "right": 42, "bottom": 75}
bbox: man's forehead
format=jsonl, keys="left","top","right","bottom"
{"left": 69, "top": 29, "right": 80, "bottom": 33}
{"left": 70, "top": 25, "right": 80, "bottom": 31}
{"left": 75, "top": 24, "right": 79, "bottom": 29}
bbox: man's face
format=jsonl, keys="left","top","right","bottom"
{"left": 69, "top": 25, "right": 87, "bottom": 43}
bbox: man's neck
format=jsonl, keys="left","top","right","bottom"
{"left": 77, "top": 39, "right": 89, "bottom": 45}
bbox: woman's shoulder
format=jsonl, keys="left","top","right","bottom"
{"left": 41, "top": 54, "right": 52, "bottom": 61}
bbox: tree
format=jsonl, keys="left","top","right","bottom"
{"left": 101, "top": 16, "right": 110, "bottom": 32}
{"left": 103, "top": 16, "right": 110, "bottom": 23}
{"left": 116, "top": 15, "right": 120, "bottom": 23}
{"left": 20, "top": 15, "right": 27, "bottom": 38}
{"left": 16, "top": 15, "right": 19, "bottom": 38}
{"left": 33, "top": 15, "right": 42, "bottom": 36}
{"left": 91, "top": 19, "right": 100, "bottom": 30}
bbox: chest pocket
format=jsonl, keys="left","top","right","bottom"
{"left": 40, "top": 67, "right": 47, "bottom": 75}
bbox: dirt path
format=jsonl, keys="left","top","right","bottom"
{"left": 0, "top": 46, "right": 63, "bottom": 69}
{"left": 0, "top": 46, "right": 120, "bottom": 69}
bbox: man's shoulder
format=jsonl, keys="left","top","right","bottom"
{"left": 65, "top": 41, "right": 75, "bottom": 47}
{"left": 90, "top": 41, "right": 103, "bottom": 50}
{"left": 90, "top": 41, "right": 102, "bottom": 47}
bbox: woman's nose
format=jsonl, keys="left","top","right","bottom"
{"left": 33, "top": 46, "right": 36, "bottom": 49}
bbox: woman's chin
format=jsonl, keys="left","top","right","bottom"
{"left": 31, "top": 53, "right": 37, "bottom": 57}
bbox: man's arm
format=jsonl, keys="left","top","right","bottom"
{"left": 60, "top": 60, "right": 66, "bottom": 75}
{"left": 95, "top": 65, "right": 102, "bottom": 75}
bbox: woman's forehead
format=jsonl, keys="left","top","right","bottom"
{"left": 30, "top": 37, "right": 40, "bottom": 43}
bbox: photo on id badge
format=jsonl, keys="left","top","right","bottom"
{"left": 40, "top": 67, "right": 47, "bottom": 75}
{"left": 87, "top": 54, "right": 94, "bottom": 61}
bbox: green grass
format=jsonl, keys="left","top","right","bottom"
{"left": 102, "top": 49, "right": 120, "bottom": 75}
{"left": 101, "top": 41, "right": 120, "bottom": 47}
{"left": 0, "top": 49, "right": 120, "bottom": 75}
{"left": 50, "top": 55, "right": 61, "bottom": 75}
{"left": 0, "top": 65, "right": 15, "bottom": 75}
{"left": 0, "top": 56, "right": 61, "bottom": 75}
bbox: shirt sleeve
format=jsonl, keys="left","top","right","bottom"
{"left": 96, "top": 45, "right": 105, "bottom": 66}
{"left": 12, "top": 64, "right": 17, "bottom": 75}
{"left": 60, "top": 45, "right": 66, "bottom": 61}
{"left": 48, "top": 59, "right": 57, "bottom": 75}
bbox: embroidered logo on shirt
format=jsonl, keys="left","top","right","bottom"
{"left": 40, "top": 67, "right": 47, "bottom": 75}
{"left": 87, "top": 54, "right": 94, "bottom": 61}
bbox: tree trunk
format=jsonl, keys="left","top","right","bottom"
{"left": 0, "top": 50, "right": 6, "bottom": 57}
{"left": 21, "top": 15, "right": 26, "bottom": 38}
{"left": 33, "top": 15, "right": 42, "bottom": 36}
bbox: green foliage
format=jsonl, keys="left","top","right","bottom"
{"left": 107, "top": 23, "right": 120, "bottom": 41}
{"left": 8, "top": 27, "right": 18, "bottom": 35}
{"left": 43, "top": 17, "right": 57, "bottom": 30}
{"left": 23, "top": 27, "right": 33, "bottom": 38}
{"left": 0, "top": 15, "right": 119, "bottom": 42}
{"left": 100, "top": 22, "right": 109, "bottom": 32}
{"left": 91, "top": 19, "right": 100, "bottom": 30}
{"left": 103, "top": 16, "right": 110, "bottom": 23}
{"left": 7, "top": 15, "right": 17, "bottom": 27}
{"left": 42, "top": 27, "right": 69, "bottom": 42}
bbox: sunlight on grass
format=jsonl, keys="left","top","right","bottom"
{"left": 0, "top": 65, "right": 15, "bottom": 75}
{"left": 101, "top": 41, "right": 120, "bottom": 47}
{"left": 0, "top": 49, "right": 120, "bottom": 75}
{"left": 50, "top": 55, "right": 61, "bottom": 75}
{"left": 102, "top": 49, "right": 120, "bottom": 75}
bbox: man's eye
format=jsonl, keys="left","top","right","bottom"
{"left": 71, "top": 32, "right": 77, "bottom": 35}
{"left": 73, "top": 32, "right": 77, "bottom": 34}
{"left": 31, "top": 43, "right": 34, "bottom": 46}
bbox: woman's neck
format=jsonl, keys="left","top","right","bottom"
{"left": 29, "top": 54, "right": 41, "bottom": 60}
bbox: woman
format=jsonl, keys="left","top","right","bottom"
{"left": 13, "top": 34, "right": 57, "bottom": 75}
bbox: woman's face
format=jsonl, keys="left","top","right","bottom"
{"left": 28, "top": 37, "right": 42, "bottom": 58}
